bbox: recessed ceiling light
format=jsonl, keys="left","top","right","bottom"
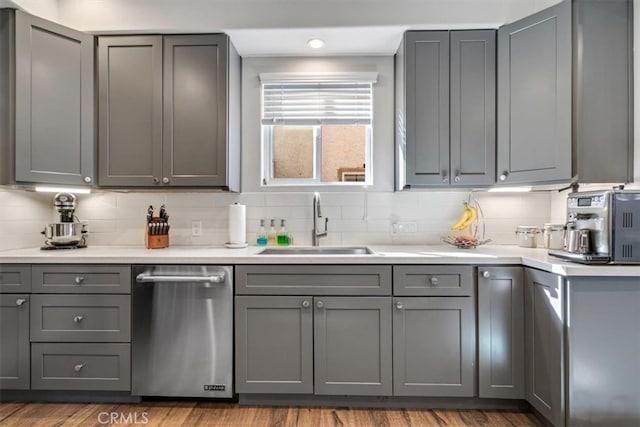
{"left": 307, "top": 38, "right": 325, "bottom": 49}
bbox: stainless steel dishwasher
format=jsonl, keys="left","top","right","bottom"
{"left": 132, "top": 265, "right": 233, "bottom": 398}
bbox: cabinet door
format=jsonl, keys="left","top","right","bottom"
{"left": 0, "top": 264, "right": 31, "bottom": 293}
{"left": 450, "top": 30, "right": 496, "bottom": 187}
{"left": 405, "top": 31, "right": 450, "bottom": 186}
{"left": 235, "top": 296, "right": 313, "bottom": 394}
{"left": 98, "top": 36, "right": 163, "bottom": 187}
{"left": 393, "top": 297, "right": 475, "bottom": 396}
{"left": 0, "top": 294, "right": 30, "bottom": 390}
{"left": 525, "top": 268, "right": 564, "bottom": 427}
{"left": 497, "top": 0, "right": 571, "bottom": 185}
{"left": 478, "top": 267, "right": 524, "bottom": 399}
{"left": 14, "top": 11, "right": 94, "bottom": 186}
{"left": 314, "top": 297, "right": 392, "bottom": 395}
{"left": 163, "top": 35, "right": 228, "bottom": 187}
{"left": 574, "top": 0, "right": 633, "bottom": 183}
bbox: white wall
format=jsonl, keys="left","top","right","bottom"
{"left": 0, "top": 0, "right": 59, "bottom": 21}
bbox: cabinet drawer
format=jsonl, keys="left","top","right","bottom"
{"left": 236, "top": 265, "right": 392, "bottom": 295}
{"left": 393, "top": 266, "right": 474, "bottom": 296}
{"left": 32, "top": 265, "right": 131, "bottom": 294}
{"left": 30, "top": 294, "right": 131, "bottom": 342}
{"left": 0, "top": 265, "right": 31, "bottom": 293}
{"left": 31, "top": 343, "right": 130, "bottom": 391}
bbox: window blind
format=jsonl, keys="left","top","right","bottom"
{"left": 262, "top": 81, "right": 373, "bottom": 125}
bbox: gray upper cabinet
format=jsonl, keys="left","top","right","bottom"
{"left": 0, "top": 294, "right": 30, "bottom": 390}
{"left": 98, "top": 34, "right": 240, "bottom": 190}
{"left": 573, "top": 0, "right": 633, "bottom": 183}
{"left": 477, "top": 267, "right": 524, "bottom": 399}
{"left": 393, "top": 297, "right": 475, "bottom": 396}
{"left": 524, "top": 268, "right": 565, "bottom": 427}
{"left": 314, "top": 297, "right": 392, "bottom": 396}
{"left": 1, "top": 10, "right": 94, "bottom": 186}
{"left": 235, "top": 296, "right": 313, "bottom": 394}
{"left": 497, "top": 0, "right": 572, "bottom": 186}
{"left": 399, "top": 30, "right": 495, "bottom": 188}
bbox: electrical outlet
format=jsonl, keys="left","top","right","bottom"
{"left": 391, "top": 222, "right": 417, "bottom": 235}
{"left": 191, "top": 220, "right": 202, "bottom": 237}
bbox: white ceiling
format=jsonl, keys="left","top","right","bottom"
{"left": 3, "top": 0, "right": 563, "bottom": 56}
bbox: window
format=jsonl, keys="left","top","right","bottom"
{"left": 260, "top": 73, "right": 376, "bottom": 186}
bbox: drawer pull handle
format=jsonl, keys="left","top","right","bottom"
{"left": 429, "top": 277, "right": 439, "bottom": 286}
{"left": 74, "top": 316, "right": 84, "bottom": 323}
{"left": 302, "top": 300, "right": 310, "bottom": 308}
{"left": 482, "top": 271, "right": 491, "bottom": 278}
{"left": 16, "top": 298, "right": 27, "bottom": 306}
{"left": 74, "top": 364, "right": 84, "bottom": 372}
{"left": 75, "top": 276, "right": 85, "bottom": 284}
{"left": 316, "top": 301, "right": 324, "bottom": 309}
{"left": 396, "top": 302, "right": 404, "bottom": 310}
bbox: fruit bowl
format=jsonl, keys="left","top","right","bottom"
{"left": 441, "top": 235, "right": 491, "bottom": 249}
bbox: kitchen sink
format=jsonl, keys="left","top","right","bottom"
{"left": 258, "top": 246, "right": 375, "bottom": 255}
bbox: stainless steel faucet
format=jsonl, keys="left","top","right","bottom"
{"left": 312, "top": 192, "right": 328, "bottom": 246}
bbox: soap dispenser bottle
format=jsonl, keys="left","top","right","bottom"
{"left": 256, "top": 219, "right": 268, "bottom": 246}
{"left": 267, "top": 219, "right": 277, "bottom": 246}
{"left": 277, "top": 219, "right": 289, "bottom": 246}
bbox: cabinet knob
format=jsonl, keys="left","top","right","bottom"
{"left": 454, "top": 175, "right": 461, "bottom": 183}
{"left": 316, "top": 301, "right": 324, "bottom": 309}
{"left": 83, "top": 176, "right": 92, "bottom": 183}
{"left": 429, "top": 277, "right": 439, "bottom": 286}
{"left": 162, "top": 177, "right": 170, "bottom": 184}
{"left": 302, "top": 300, "right": 310, "bottom": 308}
{"left": 442, "top": 172, "right": 449, "bottom": 183}
{"left": 153, "top": 177, "right": 160, "bottom": 184}
{"left": 396, "top": 302, "right": 404, "bottom": 310}
{"left": 482, "top": 271, "right": 490, "bottom": 278}
{"left": 499, "top": 172, "right": 508, "bottom": 181}
{"left": 75, "top": 276, "right": 85, "bottom": 285}
{"left": 74, "top": 364, "right": 84, "bottom": 372}
{"left": 73, "top": 315, "right": 84, "bottom": 323}
{"left": 15, "top": 298, "right": 27, "bottom": 306}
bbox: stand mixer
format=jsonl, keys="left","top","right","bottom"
{"left": 41, "top": 192, "right": 88, "bottom": 249}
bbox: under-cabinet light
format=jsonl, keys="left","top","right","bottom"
{"left": 35, "top": 186, "right": 91, "bottom": 194}
{"left": 487, "top": 186, "right": 533, "bottom": 193}
{"left": 307, "top": 38, "right": 325, "bottom": 49}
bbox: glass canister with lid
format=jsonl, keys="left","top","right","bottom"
{"left": 515, "top": 226, "right": 540, "bottom": 248}
{"left": 542, "top": 223, "right": 565, "bottom": 250}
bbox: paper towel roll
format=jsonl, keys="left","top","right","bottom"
{"left": 228, "top": 203, "right": 246, "bottom": 245}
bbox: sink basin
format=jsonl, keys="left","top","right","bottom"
{"left": 258, "top": 246, "right": 375, "bottom": 255}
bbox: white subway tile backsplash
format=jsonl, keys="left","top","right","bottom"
{"left": 0, "top": 188, "right": 554, "bottom": 250}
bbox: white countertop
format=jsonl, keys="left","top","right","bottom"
{"left": 1, "top": 244, "right": 639, "bottom": 277}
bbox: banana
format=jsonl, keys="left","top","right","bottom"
{"left": 451, "top": 204, "right": 478, "bottom": 231}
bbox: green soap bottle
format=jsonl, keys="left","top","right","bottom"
{"left": 277, "top": 219, "right": 289, "bottom": 246}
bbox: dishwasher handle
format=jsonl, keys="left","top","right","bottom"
{"left": 136, "top": 272, "right": 226, "bottom": 284}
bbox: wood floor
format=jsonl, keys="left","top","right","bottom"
{"left": 0, "top": 402, "right": 543, "bottom": 427}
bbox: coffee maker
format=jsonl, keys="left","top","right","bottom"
{"left": 548, "top": 189, "right": 640, "bottom": 264}
{"left": 41, "top": 192, "right": 88, "bottom": 249}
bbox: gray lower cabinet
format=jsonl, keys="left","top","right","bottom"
{"left": 393, "top": 297, "right": 475, "bottom": 396}
{"left": 31, "top": 264, "right": 131, "bottom": 294}
{"left": 394, "top": 265, "right": 473, "bottom": 296}
{"left": 235, "top": 295, "right": 392, "bottom": 396}
{"left": 398, "top": 30, "right": 495, "bottom": 188}
{"left": 497, "top": 0, "right": 571, "bottom": 185}
{"left": 31, "top": 343, "right": 130, "bottom": 391}
{"left": 314, "top": 297, "right": 392, "bottom": 396}
{"left": 11, "top": 10, "right": 94, "bottom": 186}
{"left": 235, "top": 296, "right": 313, "bottom": 394}
{"left": 0, "top": 294, "right": 30, "bottom": 390}
{"left": 0, "top": 264, "right": 31, "bottom": 293}
{"left": 477, "top": 267, "right": 524, "bottom": 399}
{"left": 524, "top": 268, "right": 565, "bottom": 427}
{"left": 565, "top": 276, "right": 640, "bottom": 426}
{"left": 98, "top": 34, "right": 240, "bottom": 189}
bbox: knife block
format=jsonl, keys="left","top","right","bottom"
{"left": 145, "top": 220, "right": 169, "bottom": 249}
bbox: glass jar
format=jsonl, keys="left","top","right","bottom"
{"left": 515, "top": 226, "right": 540, "bottom": 248}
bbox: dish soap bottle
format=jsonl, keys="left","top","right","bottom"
{"left": 277, "top": 219, "right": 289, "bottom": 246}
{"left": 256, "top": 219, "right": 268, "bottom": 246}
{"left": 267, "top": 219, "right": 277, "bottom": 246}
